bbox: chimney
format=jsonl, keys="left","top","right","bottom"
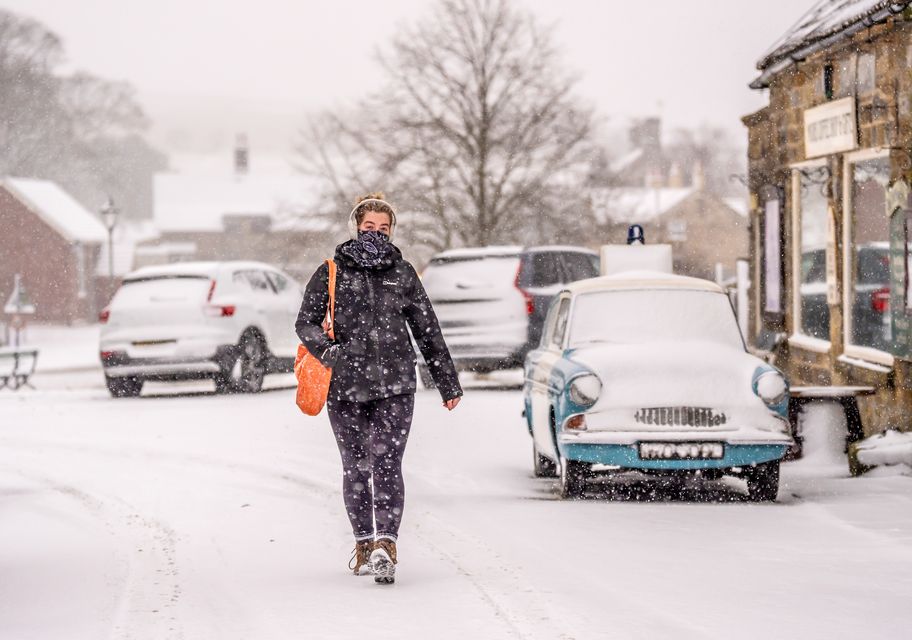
{"left": 234, "top": 133, "right": 249, "bottom": 176}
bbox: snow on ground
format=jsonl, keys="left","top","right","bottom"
{"left": 1, "top": 369, "right": 912, "bottom": 639}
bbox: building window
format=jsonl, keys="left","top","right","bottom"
{"left": 856, "top": 52, "right": 875, "bottom": 93}
{"left": 906, "top": 211, "right": 912, "bottom": 310}
{"left": 793, "top": 165, "right": 830, "bottom": 340}
{"left": 823, "top": 63, "right": 834, "bottom": 100}
{"left": 845, "top": 153, "right": 891, "bottom": 356}
{"left": 74, "top": 242, "right": 87, "bottom": 300}
{"left": 667, "top": 220, "right": 687, "bottom": 242}
{"left": 761, "top": 186, "right": 783, "bottom": 316}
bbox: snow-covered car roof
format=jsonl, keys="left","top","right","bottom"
{"left": 432, "top": 246, "right": 523, "bottom": 260}
{"left": 431, "top": 245, "right": 596, "bottom": 261}
{"left": 563, "top": 270, "right": 726, "bottom": 296}
{"left": 123, "top": 261, "right": 281, "bottom": 281}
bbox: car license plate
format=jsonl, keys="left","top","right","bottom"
{"left": 638, "top": 442, "right": 724, "bottom": 460}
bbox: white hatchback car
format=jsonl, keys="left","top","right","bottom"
{"left": 99, "top": 261, "right": 302, "bottom": 397}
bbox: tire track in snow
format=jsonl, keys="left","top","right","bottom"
{"left": 2, "top": 467, "right": 184, "bottom": 640}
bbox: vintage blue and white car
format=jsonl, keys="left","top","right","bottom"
{"left": 522, "top": 271, "right": 792, "bottom": 501}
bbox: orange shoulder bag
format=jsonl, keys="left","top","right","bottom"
{"left": 294, "top": 259, "right": 336, "bottom": 416}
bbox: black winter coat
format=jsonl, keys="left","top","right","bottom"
{"left": 295, "top": 241, "right": 462, "bottom": 404}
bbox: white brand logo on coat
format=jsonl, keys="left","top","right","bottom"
{"left": 383, "top": 280, "right": 398, "bottom": 286}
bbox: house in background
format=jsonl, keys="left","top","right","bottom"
{"left": 0, "top": 177, "right": 110, "bottom": 324}
{"left": 591, "top": 186, "right": 747, "bottom": 280}
{"left": 139, "top": 140, "right": 335, "bottom": 282}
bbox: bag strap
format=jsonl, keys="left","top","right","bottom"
{"left": 326, "top": 259, "right": 337, "bottom": 341}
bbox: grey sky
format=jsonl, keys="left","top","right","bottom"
{"left": 2, "top": 0, "right": 808, "bottom": 172}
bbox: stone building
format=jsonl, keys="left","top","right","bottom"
{"left": 742, "top": 0, "right": 912, "bottom": 435}
{"left": 591, "top": 186, "right": 748, "bottom": 280}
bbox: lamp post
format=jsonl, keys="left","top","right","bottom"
{"left": 100, "top": 196, "right": 119, "bottom": 292}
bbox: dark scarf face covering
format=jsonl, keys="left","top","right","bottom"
{"left": 340, "top": 230, "right": 395, "bottom": 268}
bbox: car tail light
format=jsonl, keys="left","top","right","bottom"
{"left": 206, "top": 279, "right": 217, "bottom": 302}
{"left": 871, "top": 287, "right": 890, "bottom": 314}
{"left": 514, "top": 264, "right": 534, "bottom": 316}
{"left": 205, "top": 305, "right": 236, "bottom": 317}
{"left": 99, "top": 308, "right": 110, "bottom": 323}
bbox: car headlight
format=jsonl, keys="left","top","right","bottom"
{"left": 755, "top": 370, "right": 787, "bottom": 405}
{"left": 569, "top": 374, "right": 601, "bottom": 406}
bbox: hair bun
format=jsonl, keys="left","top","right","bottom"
{"left": 356, "top": 192, "right": 386, "bottom": 205}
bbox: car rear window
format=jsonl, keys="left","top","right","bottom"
{"left": 112, "top": 276, "right": 211, "bottom": 307}
{"left": 569, "top": 289, "right": 744, "bottom": 349}
{"left": 422, "top": 256, "right": 520, "bottom": 297}
{"left": 519, "top": 252, "right": 563, "bottom": 288}
{"left": 561, "top": 252, "right": 599, "bottom": 281}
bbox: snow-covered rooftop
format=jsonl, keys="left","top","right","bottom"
{"left": 757, "top": 0, "right": 911, "bottom": 72}
{"left": 1, "top": 177, "right": 108, "bottom": 244}
{"left": 590, "top": 187, "right": 695, "bottom": 225}
{"left": 154, "top": 172, "right": 326, "bottom": 233}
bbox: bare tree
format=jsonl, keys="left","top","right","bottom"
{"left": 296, "top": 0, "right": 593, "bottom": 252}
{"left": 0, "top": 9, "right": 166, "bottom": 219}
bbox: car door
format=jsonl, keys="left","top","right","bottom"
{"left": 527, "top": 294, "right": 571, "bottom": 462}
{"left": 233, "top": 269, "right": 282, "bottom": 350}
{"left": 264, "top": 269, "right": 303, "bottom": 357}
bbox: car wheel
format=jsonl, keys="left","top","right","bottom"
{"left": 106, "top": 375, "right": 143, "bottom": 398}
{"left": 417, "top": 363, "right": 436, "bottom": 390}
{"left": 533, "top": 443, "right": 558, "bottom": 478}
{"left": 559, "top": 457, "right": 589, "bottom": 499}
{"left": 218, "top": 332, "right": 267, "bottom": 394}
{"left": 745, "top": 460, "right": 780, "bottom": 502}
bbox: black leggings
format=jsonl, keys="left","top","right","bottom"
{"left": 326, "top": 393, "right": 414, "bottom": 540}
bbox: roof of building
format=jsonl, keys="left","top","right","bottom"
{"left": 565, "top": 270, "right": 725, "bottom": 295}
{"left": 1, "top": 177, "right": 108, "bottom": 244}
{"left": 754, "top": 0, "right": 911, "bottom": 85}
{"left": 154, "top": 172, "right": 328, "bottom": 233}
{"left": 590, "top": 187, "right": 696, "bottom": 225}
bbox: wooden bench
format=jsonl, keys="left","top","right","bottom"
{"left": 786, "top": 385, "right": 876, "bottom": 459}
{"left": 0, "top": 348, "right": 39, "bottom": 391}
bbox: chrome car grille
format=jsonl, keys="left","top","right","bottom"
{"left": 634, "top": 407, "right": 728, "bottom": 427}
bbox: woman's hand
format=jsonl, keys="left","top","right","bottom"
{"left": 443, "top": 397, "right": 461, "bottom": 411}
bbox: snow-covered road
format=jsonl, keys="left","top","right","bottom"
{"left": 2, "top": 371, "right": 911, "bottom": 639}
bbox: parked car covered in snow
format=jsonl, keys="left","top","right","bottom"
{"left": 523, "top": 271, "right": 793, "bottom": 501}
{"left": 418, "top": 245, "right": 599, "bottom": 385}
{"left": 99, "top": 261, "right": 302, "bottom": 397}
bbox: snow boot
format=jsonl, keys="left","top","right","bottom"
{"left": 349, "top": 539, "right": 374, "bottom": 576}
{"left": 370, "top": 538, "right": 397, "bottom": 584}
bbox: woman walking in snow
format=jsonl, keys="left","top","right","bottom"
{"left": 295, "top": 193, "right": 462, "bottom": 584}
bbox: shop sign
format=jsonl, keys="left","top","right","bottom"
{"left": 804, "top": 97, "right": 857, "bottom": 159}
